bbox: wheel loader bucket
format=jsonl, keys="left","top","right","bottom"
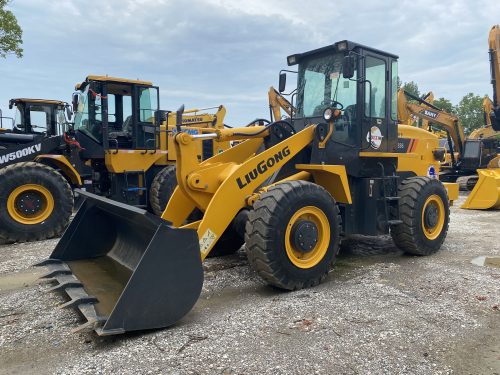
{"left": 37, "top": 190, "right": 203, "bottom": 336}
{"left": 461, "top": 168, "right": 500, "bottom": 210}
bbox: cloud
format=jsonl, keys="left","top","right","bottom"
{"left": 0, "top": 0, "right": 498, "bottom": 125}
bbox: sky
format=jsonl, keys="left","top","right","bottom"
{"left": 0, "top": 0, "right": 498, "bottom": 125}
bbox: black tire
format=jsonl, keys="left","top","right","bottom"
{"left": 149, "top": 165, "right": 177, "bottom": 216}
{"left": 391, "top": 177, "right": 449, "bottom": 256}
{"left": 207, "top": 209, "right": 248, "bottom": 257}
{"left": 150, "top": 165, "right": 245, "bottom": 257}
{"left": 0, "top": 162, "right": 73, "bottom": 242}
{"left": 245, "top": 181, "right": 341, "bottom": 290}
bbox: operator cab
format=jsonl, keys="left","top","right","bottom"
{"left": 72, "top": 76, "right": 160, "bottom": 154}
{"left": 279, "top": 40, "right": 399, "bottom": 170}
{"left": 6, "top": 99, "right": 70, "bottom": 136}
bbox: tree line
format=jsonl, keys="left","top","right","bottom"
{"left": 400, "top": 80, "right": 486, "bottom": 136}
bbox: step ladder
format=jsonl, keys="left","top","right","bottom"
{"left": 122, "top": 170, "right": 148, "bottom": 208}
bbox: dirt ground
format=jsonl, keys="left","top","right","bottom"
{"left": 0, "top": 193, "right": 499, "bottom": 374}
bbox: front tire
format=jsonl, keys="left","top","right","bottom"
{"left": 391, "top": 177, "right": 449, "bottom": 255}
{"left": 245, "top": 181, "right": 341, "bottom": 290}
{"left": 149, "top": 165, "right": 177, "bottom": 216}
{"left": 0, "top": 162, "right": 73, "bottom": 242}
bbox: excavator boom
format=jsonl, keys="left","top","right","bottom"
{"left": 489, "top": 24, "right": 500, "bottom": 130}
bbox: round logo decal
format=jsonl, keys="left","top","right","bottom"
{"left": 427, "top": 165, "right": 437, "bottom": 179}
{"left": 366, "top": 126, "right": 383, "bottom": 149}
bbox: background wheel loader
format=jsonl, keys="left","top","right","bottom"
{"left": 0, "top": 76, "right": 231, "bottom": 243}
{"left": 0, "top": 98, "right": 74, "bottom": 242}
{"left": 40, "top": 40, "right": 458, "bottom": 336}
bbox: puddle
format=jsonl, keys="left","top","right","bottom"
{"left": 471, "top": 256, "right": 500, "bottom": 268}
{"left": 0, "top": 269, "right": 45, "bottom": 294}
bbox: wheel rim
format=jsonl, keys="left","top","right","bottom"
{"left": 285, "top": 206, "right": 330, "bottom": 269}
{"left": 421, "top": 194, "right": 445, "bottom": 240}
{"left": 7, "top": 184, "right": 54, "bottom": 225}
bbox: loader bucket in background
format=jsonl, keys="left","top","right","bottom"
{"left": 461, "top": 169, "right": 500, "bottom": 210}
{"left": 38, "top": 190, "right": 203, "bottom": 335}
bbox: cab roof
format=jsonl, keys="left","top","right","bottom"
{"left": 287, "top": 40, "right": 399, "bottom": 66}
{"left": 75, "top": 75, "right": 153, "bottom": 90}
{"left": 10, "top": 98, "right": 67, "bottom": 106}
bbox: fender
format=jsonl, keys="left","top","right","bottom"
{"left": 35, "top": 154, "right": 82, "bottom": 186}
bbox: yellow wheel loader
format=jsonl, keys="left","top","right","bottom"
{"left": 40, "top": 40, "right": 458, "bottom": 336}
{"left": 0, "top": 76, "right": 230, "bottom": 242}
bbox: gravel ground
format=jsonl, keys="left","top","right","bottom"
{"left": 0, "top": 193, "right": 499, "bottom": 374}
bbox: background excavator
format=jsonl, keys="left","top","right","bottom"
{"left": 463, "top": 24, "right": 500, "bottom": 209}
{"left": 397, "top": 25, "right": 500, "bottom": 209}
{"left": 0, "top": 76, "right": 231, "bottom": 243}
{"left": 40, "top": 39, "right": 458, "bottom": 336}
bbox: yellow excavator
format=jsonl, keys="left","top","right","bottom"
{"left": 397, "top": 72, "right": 500, "bottom": 210}
{"left": 40, "top": 40, "right": 458, "bottom": 335}
{"left": 462, "top": 25, "right": 500, "bottom": 209}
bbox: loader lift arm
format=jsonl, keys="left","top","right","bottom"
{"left": 163, "top": 124, "right": 317, "bottom": 259}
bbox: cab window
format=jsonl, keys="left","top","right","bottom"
{"left": 138, "top": 87, "right": 158, "bottom": 122}
{"left": 365, "top": 56, "right": 386, "bottom": 118}
{"left": 29, "top": 105, "right": 51, "bottom": 133}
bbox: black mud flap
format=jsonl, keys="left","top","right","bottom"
{"left": 37, "top": 190, "right": 203, "bottom": 336}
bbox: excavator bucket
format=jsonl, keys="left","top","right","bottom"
{"left": 37, "top": 190, "right": 203, "bottom": 335}
{"left": 461, "top": 169, "right": 500, "bottom": 210}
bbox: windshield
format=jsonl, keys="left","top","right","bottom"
{"left": 296, "top": 53, "right": 357, "bottom": 118}
{"left": 73, "top": 85, "right": 101, "bottom": 142}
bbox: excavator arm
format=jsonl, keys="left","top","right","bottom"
{"left": 489, "top": 25, "right": 500, "bottom": 131}
{"left": 268, "top": 87, "right": 295, "bottom": 121}
{"left": 397, "top": 88, "right": 466, "bottom": 159}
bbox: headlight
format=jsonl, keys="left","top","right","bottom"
{"left": 323, "top": 107, "right": 334, "bottom": 121}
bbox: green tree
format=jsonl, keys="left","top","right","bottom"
{"left": 401, "top": 81, "right": 420, "bottom": 98}
{"left": 433, "top": 97, "right": 455, "bottom": 114}
{"left": 0, "top": 0, "right": 23, "bottom": 58}
{"left": 455, "top": 93, "right": 484, "bottom": 135}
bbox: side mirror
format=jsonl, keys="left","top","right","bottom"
{"left": 72, "top": 93, "right": 79, "bottom": 112}
{"left": 342, "top": 55, "right": 355, "bottom": 79}
{"left": 279, "top": 72, "right": 287, "bottom": 93}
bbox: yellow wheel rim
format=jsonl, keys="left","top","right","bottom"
{"left": 421, "top": 194, "right": 445, "bottom": 240}
{"left": 7, "top": 184, "right": 54, "bottom": 225}
{"left": 285, "top": 206, "right": 330, "bottom": 269}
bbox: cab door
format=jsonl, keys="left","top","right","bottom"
{"left": 133, "top": 85, "right": 160, "bottom": 150}
{"left": 361, "top": 53, "right": 392, "bottom": 153}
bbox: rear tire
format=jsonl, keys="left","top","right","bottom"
{"left": 391, "top": 177, "right": 449, "bottom": 255}
{"left": 245, "top": 181, "right": 341, "bottom": 290}
{"left": 0, "top": 162, "right": 73, "bottom": 242}
{"left": 149, "top": 165, "right": 177, "bottom": 216}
